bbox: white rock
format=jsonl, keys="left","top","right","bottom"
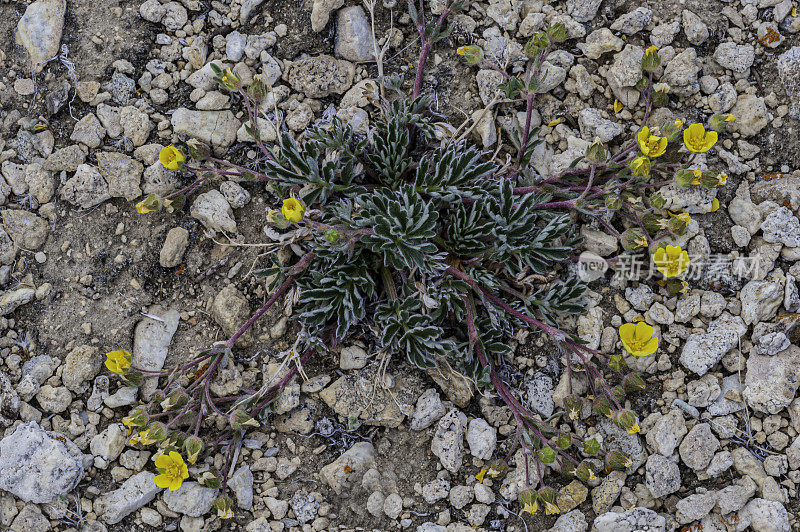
{"left": 15, "top": 0, "right": 66, "bottom": 71}
{"left": 190, "top": 190, "right": 237, "bottom": 234}
{"left": 466, "top": 418, "right": 496, "bottom": 460}
{"left": 162, "top": 482, "right": 218, "bottom": 517}
{"left": 431, "top": 410, "right": 468, "bottom": 473}
{"left": 132, "top": 305, "right": 180, "bottom": 400}
{"left": 0, "top": 422, "right": 88, "bottom": 503}
{"left": 679, "top": 312, "right": 747, "bottom": 375}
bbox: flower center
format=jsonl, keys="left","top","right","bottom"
{"left": 165, "top": 462, "right": 182, "bottom": 478}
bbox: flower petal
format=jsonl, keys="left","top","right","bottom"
{"left": 641, "top": 337, "right": 659, "bottom": 356}
{"left": 153, "top": 474, "right": 172, "bottom": 489}
{"left": 619, "top": 323, "right": 636, "bottom": 342}
{"left": 155, "top": 454, "right": 172, "bottom": 469}
{"left": 634, "top": 321, "right": 653, "bottom": 340}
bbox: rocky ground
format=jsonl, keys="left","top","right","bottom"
{"left": 0, "top": 0, "right": 800, "bottom": 530}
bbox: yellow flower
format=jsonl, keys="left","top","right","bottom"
{"left": 724, "top": 114, "right": 735, "bottom": 122}
{"left": 645, "top": 45, "right": 658, "bottom": 55}
{"left": 637, "top": 127, "right": 667, "bottom": 158}
{"left": 281, "top": 198, "right": 305, "bottom": 223}
{"left": 159, "top": 145, "right": 185, "bottom": 171}
{"left": 653, "top": 244, "right": 690, "bottom": 277}
{"left": 544, "top": 501, "right": 560, "bottom": 515}
{"left": 619, "top": 322, "right": 659, "bottom": 358}
{"left": 627, "top": 422, "right": 641, "bottom": 435}
{"left": 614, "top": 99, "right": 623, "bottom": 113}
{"left": 218, "top": 506, "right": 234, "bottom": 519}
{"left": 717, "top": 172, "right": 728, "bottom": 186}
{"left": 105, "top": 349, "right": 131, "bottom": 375}
{"left": 669, "top": 212, "right": 692, "bottom": 226}
{"left": 475, "top": 469, "right": 487, "bottom": 483}
{"left": 683, "top": 123, "right": 718, "bottom": 153}
{"left": 153, "top": 451, "right": 189, "bottom": 491}
{"left": 691, "top": 169, "right": 702, "bottom": 185}
{"left": 711, "top": 197, "right": 720, "bottom": 212}
{"left": 630, "top": 156, "right": 651, "bottom": 177}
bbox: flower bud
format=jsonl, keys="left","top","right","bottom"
{"left": 563, "top": 395, "right": 583, "bottom": 421}
{"left": 555, "top": 432, "right": 573, "bottom": 449}
{"left": 186, "top": 139, "right": 210, "bottom": 160}
{"left": 161, "top": 389, "right": 189, "bottom": 412}
{"left": 583, "top": 437, "right": 601, "bottom": 455}
{"left": 214, "top": 496, "right": 234, "bottom": 519}
{"left": 629, "top": 156, "right": 651, "bottom": 177}
{"left": 605, "top": 194, "right": 622, "bottom": 210}
{"left": 547, "top": 22, "right": 568, "bottom": 43}
{"left": 230, "top": 409, "right": 259, "bottom": 431}
{"left": 575, "top": 460, "right": 597, "bottom": 482}
{"left": 650, "top": 191, "right": 666, "bottom": 209}
{"left": 592, "top": 396, "right": 613, "bottom": 418}
{"left": 537, "top": 486, "right": 559, "bottom": 515}
{"left": 614, "top": 409, "right": 640, "bottom": 435}
{"left": 622, "top": 372, "right": 646, "bottom": 392}
{"left": 197, "top": 470, "right": 221, "bottom": 489}
{"left": 539, "top": 446, "right": 556, "bottom": 464}
{"left": 608, "top": 354, "right": 627, "bottom": 371}
{"left": 660, "top": 118, "right": 683, "bottom": 142}
{"left": 519, "top": 488, "right": 539, "bottom": 515}
{"left": 674, "top": 168, "right": 696, "bottom": 187}
{"left": 641, "top": 45, "right": 661, "bottom": 71}
{"left": 585, "top": 138, "right": 607, "bottom": 163}
{"left": 324, "top": 228, "right": 341, "bottom": 243}
{"left": 606, "top": 450, "right": 634, "bottom": 471}
{"left": 621, "top": 228, "right": 648, "bottom": 251}
{"left": 486, "top": 459, "right": 510, "bottom": 479}
{"left": 122, "top": 406, "right": 148, "bottom": 429}
{"left": 183, "top": 435, "right": 204, "bottom": 465}
{"left": 456, "top": 45, "right": 484, "bottom": 66}
{"left": 708, "top": 113, "right": 734, "bottom": 133}
{"left": 612, "top": 384, "right": 626, "bottom": 402}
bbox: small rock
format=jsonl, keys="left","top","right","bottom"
{"left": 339, "top": 345, "right": 368, "bottom": 370}
{"left": 162, "top": 482, "right": 217, "bottom": 517}
{"left": 90, "top": 423, "right": 127, "bottom": 466}
{"left": 60, "top": 164, "right": 111, "bottom": 209}
{"left": 0, "top": 421, "right": 88, "bottom": 503}
{"left": 228, "top": 465, "right": 254, "bottom": 510}
{"left": 171, "top": 109, "right": 240, "bottom": 151}
{"left": 159, "top": 227, "right": 190, "bottom": 268}
{"left": 466, "top": 418, "right": 496, "bottom": 460}
{"left": 730, "top": 94, "right": 770, "bottom": 137}
{"left": 62, "top": 344, "right": 102, "bottom": 393}
{"left": 431, "top": 409, "right": 468, "bottom": 473}
{"left": 675, "top": 491, "right": 717, "bottom": 525}
{"left": 287, "top": 55, "right": 355, "bottom": 98}
{"left": 679, "top": 423, "right": 718, "bottom": 470}
{"left": 762, "top": 206, "right": 800, "bottom": 247}
{"left": 741, "top": 498, "right": 790, "bottom": 532}
{"left": 335, "top": 6, "right": 375, "bottom": 62}
{"left": 15, "top": 0, "right": 66, "bottom": 71}
{"left": 320, "top": 442, "right": 375, "bottom": 495}
{"left": 96, "top": 151, "right": 143, "bottom": 201}
{"left": 191, "top": 190, "right": 237, "bottom": 234}
{"left": 219, "top": 181, "right": 251, "bottom": 209}
{"left": 679, "top": 312, "right": 747, "bottom": 375}
{"left": 211, "top": 285, "right": 252, "bottom": 347}
{"left": 410, "top": 388, "right": 446, "bottom": 430}
{"left": 682, "top": 10, "right": 709, "bottom": 45}
{"left": 70, "top": 114, "right": 106, "bottom": 149}
{"left": 744, "top": 344, "right": 800, "bottom": 414}
{"left": 609, "top": 7, "right": 652, "bottom": 35}
{"left": 132, "top": 305, "right": 180, "bottom": 400}
{"left": 594, "top": 507, "right": 666, "bottom": 532}
{"left": 645, "top": 409, "right": 687, "bottom": 456}
{"left": 645, "top": 454, "right": 680, "bottom": 498}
